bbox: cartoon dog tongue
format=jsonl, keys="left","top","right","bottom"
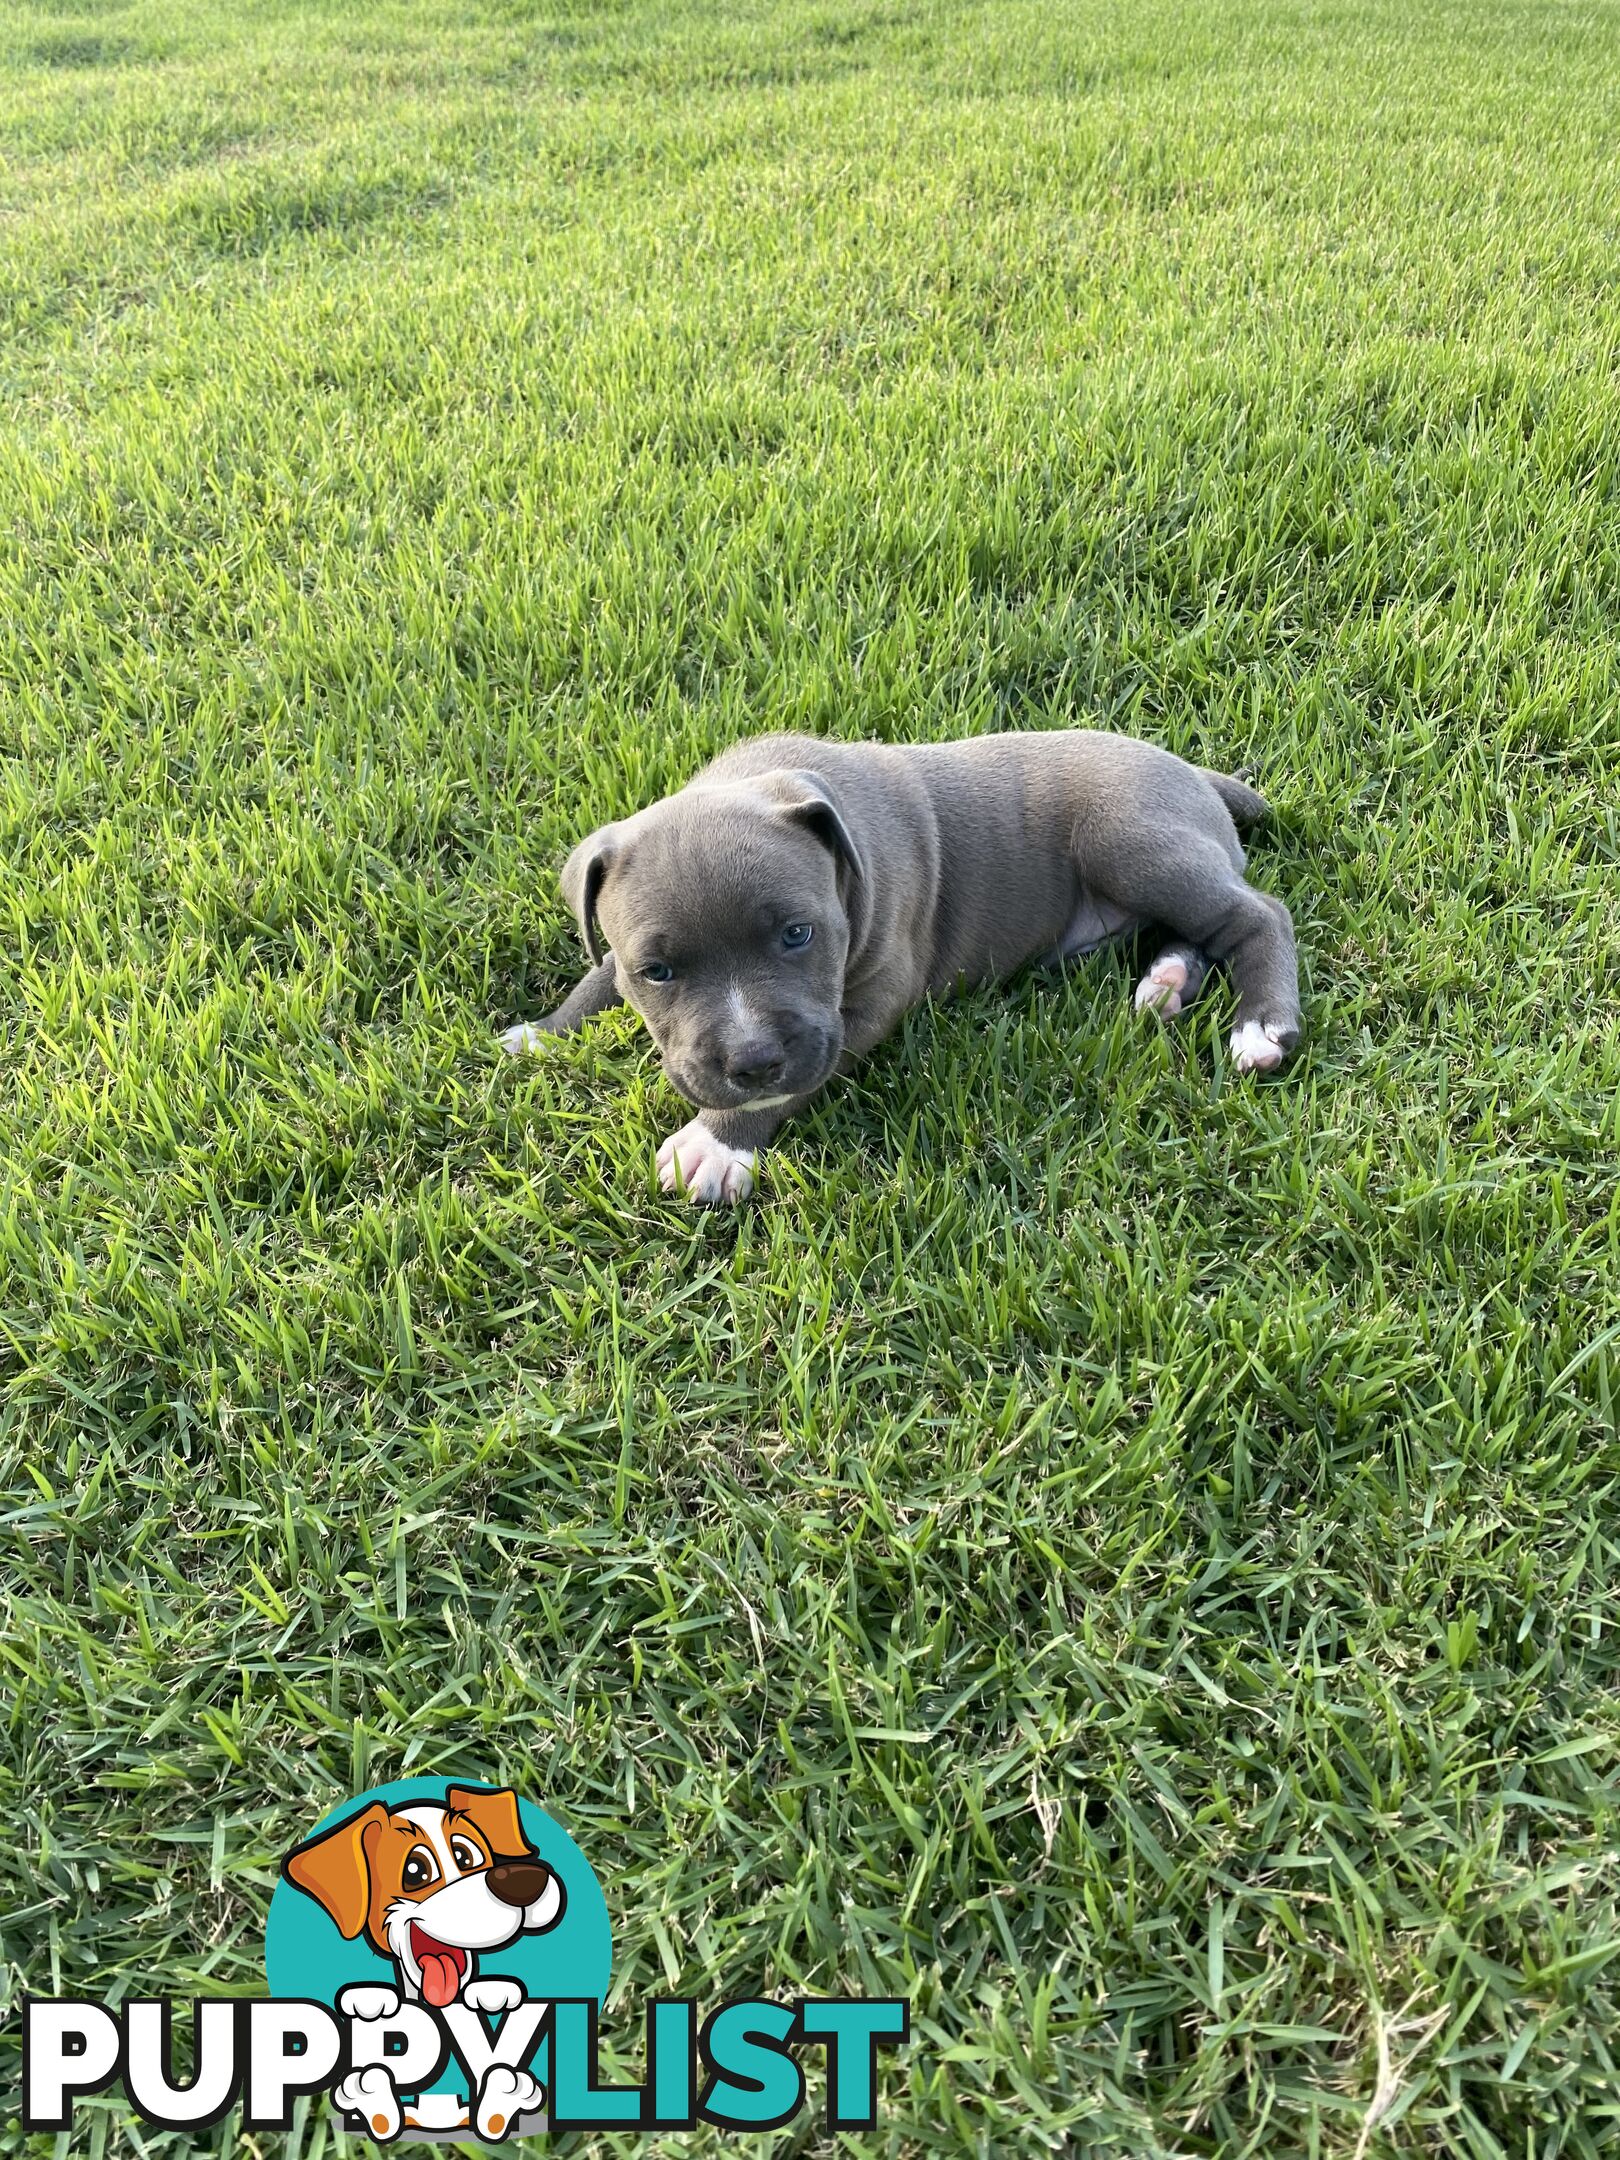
{"left": 411, "top": 1929, "right": 465, "bottom": 2007}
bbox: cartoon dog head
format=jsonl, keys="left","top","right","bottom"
{"left": 283, "top": 1786, "right": 566, "bottom": 2007}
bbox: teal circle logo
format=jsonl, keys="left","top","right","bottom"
{"left": 265, "top": 1778, "right": 610, "bottom": 2135}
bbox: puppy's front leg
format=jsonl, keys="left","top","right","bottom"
{"left": 656, "top": 1097, "right": 809, "bottom": 1207}
{"left": 500, "top": 956, "right": 622, "bottom": 1054}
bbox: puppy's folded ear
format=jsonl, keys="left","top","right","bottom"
{"left": 283, "top": 1802, "right": 390, "bottom": 1939}
{"left": 765, "top": 771, "right": 865, "bottom": 889}
{"left": 560, "top": 825, "right": 617, "bottom": 964}
{"left": 446, "top": 1784, "right": 534, "bottom": 1862}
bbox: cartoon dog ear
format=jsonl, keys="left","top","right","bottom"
{"left": 282, "top": 1803, "right": 390, "bottom": 1940}
{"left": 446, "top": 1785, "right": 535, "bottom": 1863}
{"left": 765, "top": 771, "right": 865, "bottom": 890}
{"left": 559, "top": 826, "right": 617, "bottom": 965}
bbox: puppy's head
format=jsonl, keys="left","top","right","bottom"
{"left": 283, "top": 1786, "right": 564, "bottom": 2007}
{"left": 563, "top": 768, "right": 862, "bottom": 1112}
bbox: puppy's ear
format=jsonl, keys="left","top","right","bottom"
{"left": 767, "top": 771, "right": 865, "bottom": 890}
{"left": 560, "top": 826, "right": 617, "bottom": 964}
{"left": 446, "top": 1784, "right": 534, "bottom": 1863}
{"left": 283, "top": 1802, "right": 390, "bottom": 1939}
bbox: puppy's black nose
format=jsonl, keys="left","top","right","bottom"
{"left": 486, "top": 1860, "right": 551, "bottom": 1908}
{"left": 724, "top": 1041, "right": 785, "bottom": 1089}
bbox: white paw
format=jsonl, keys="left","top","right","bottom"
{"left": 1230, "top": 1019, "right": 1289, "bottom": 1074}
{"left": 1134, "top": 955, "right": 1189, "bottom": 1018}
{"left": 462, "top": 1975, "right": 525, "bottom": 2015}
{"left": 477, "top": 2064, "right": 544, "bottom": 2140}
{"left": 338, "top": 1984, "right": 401, "bottom": 2021}
{"left": 656, "top": 1117, "right": 755, "bottom": 1205}
{"left": 335, "top": 2065, "right": 402, "bottom": 2140}
{"left": 498, "top": 1022, "right": 546, "bottom": 1056}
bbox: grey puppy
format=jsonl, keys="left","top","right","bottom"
{"left": 501, "top": 729, "right": 1301, "bottom": 1204}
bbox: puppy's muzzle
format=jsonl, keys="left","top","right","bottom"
{"left": 678, "top": 1019, "right": 842, "bottom": 1110}
{"left": 723, "top": 1038, "right": 786, "bottom": 1091}
{"left": 486, "top": 1860, "right": 552, "bottom": 1909}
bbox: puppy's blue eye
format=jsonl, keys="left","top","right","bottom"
{"left": 640, "top": 961, "right": 674, "bottom": 984}
{"left": 781, "top": 923, "right": 814, "bottom": 949}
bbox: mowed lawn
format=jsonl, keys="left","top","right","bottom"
{"left": 3, "top": 0, "right": 1619, "bottom": 2152}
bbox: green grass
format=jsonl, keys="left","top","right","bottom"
{"left": 2, "top": 0, "right": 1619, "bottom": 2151}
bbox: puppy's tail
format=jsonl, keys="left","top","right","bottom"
{"left": 1202, "top": 767, "right": 1269, "bottom": 829}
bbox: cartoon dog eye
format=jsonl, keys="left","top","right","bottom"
{"left": 401, "top": 1845, "right": 440, "bottom": 1891}
{"left": 449, "top": 1834, "right": 487, "bottom": 1873}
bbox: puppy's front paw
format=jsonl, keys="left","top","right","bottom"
{"left": 335, "top": 2065, "right": 402, "bottom": 2141}
{"left": 463, "top": 1976, "right": 525, "bottom": 2015}
{"left": 338, "top": 1984, "right": 401, "bottom": 2021}
{"left": 1230, "top": 1019, "right": 1298, "bottom": 1074}
{"left": 498, "top": 1021, "right": 548, "bottom": 1056}
{"left": 656, "top": 1118, "right": 756, "bottom": 1205}
{"left": 477, "top": 2064, "right": 544, "bottom": 2140}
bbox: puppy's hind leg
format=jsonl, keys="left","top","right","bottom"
{"left": 1108, "top": 835, "right": 1301, "bottom": 1074}
{"left": 500, "top": 955, "right": 622, "bottom": 1054}
{"left": 1133, "top": 939, "right": 1212, "bottom": 1020}
{"left": 1216, "top": 883, "right": 1301, "bottom": 1072}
